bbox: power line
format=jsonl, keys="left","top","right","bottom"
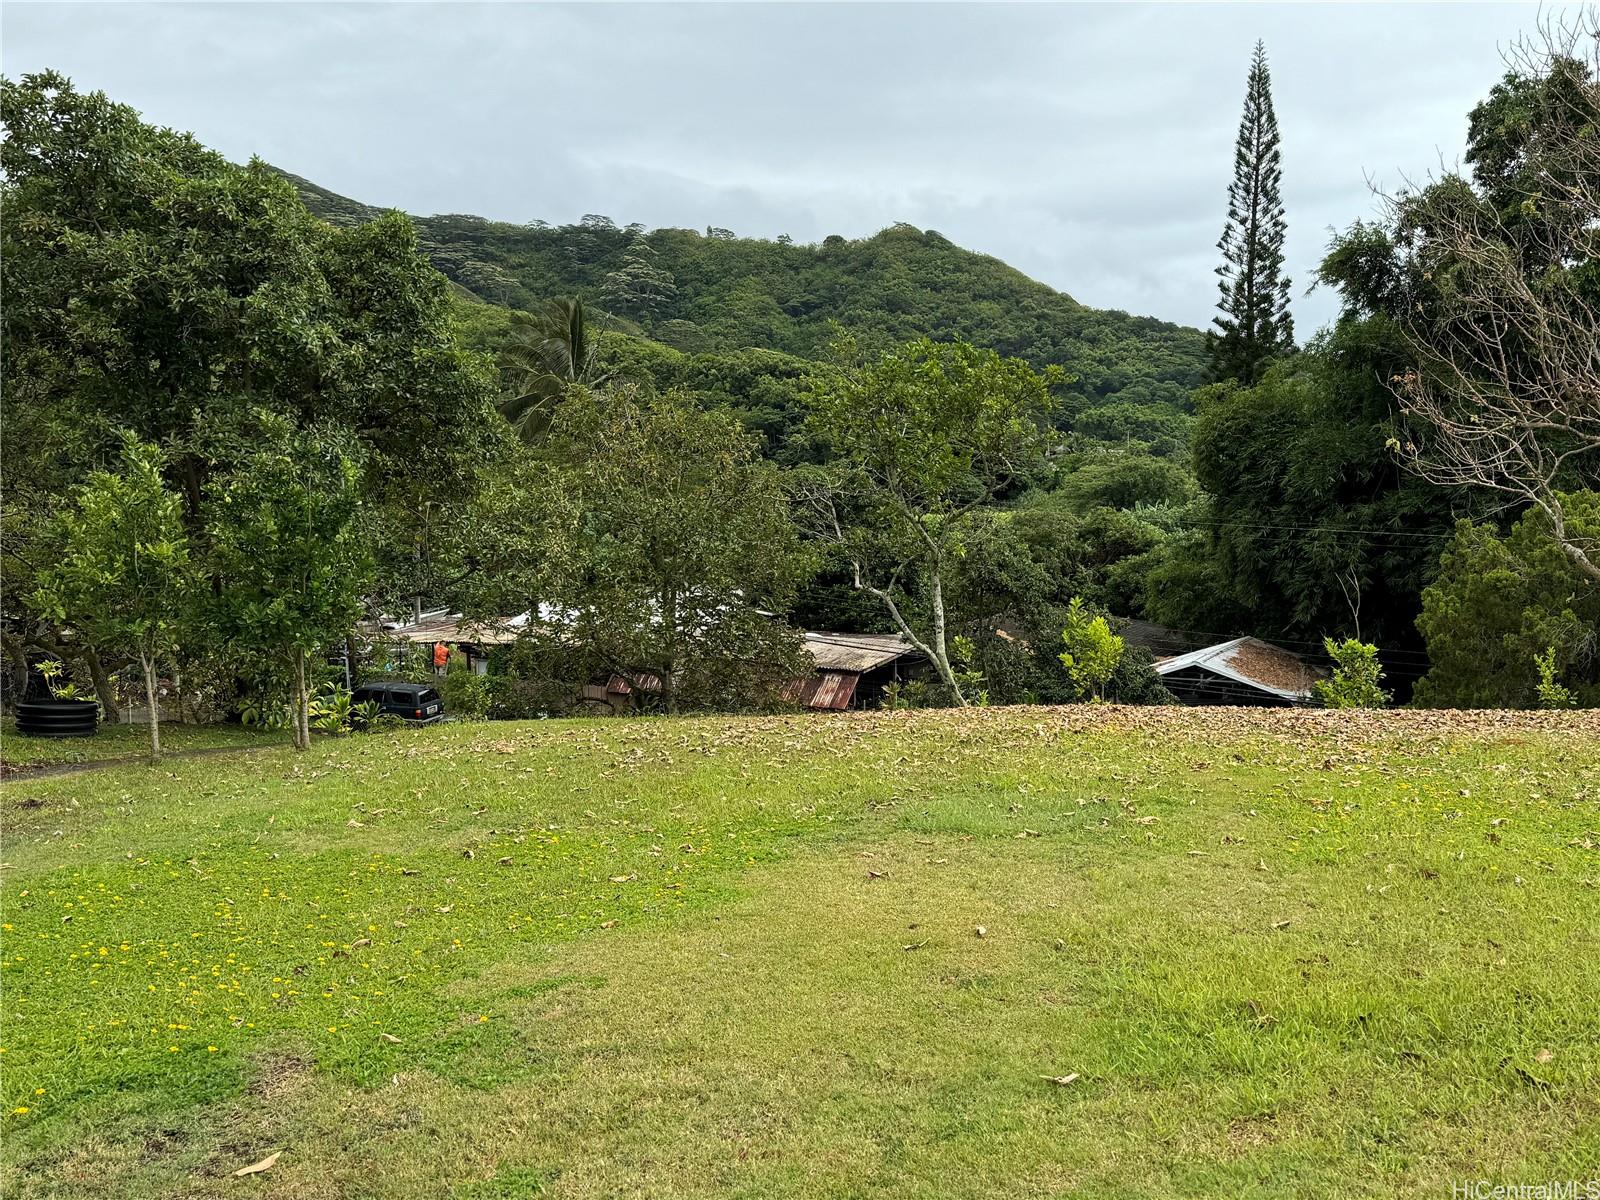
{"left": 1129, "top": 622, "right": 1434, "bottom": 663}
{"left": 1182, "top": 517, "right": 1461, "bottom": 543}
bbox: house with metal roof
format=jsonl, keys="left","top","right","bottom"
{"left": 784, "top": 631, "right": 926, "bottom": 710}
{"left": 1153, "top": 636, "right": 1324, "bottom": 706}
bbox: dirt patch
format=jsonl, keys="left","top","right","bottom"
{"left": 1226, "top": 1114, "right": 1280, "bottom": 1153}
{"left": 247, "top": 1048, "right": 316, "bottom": 1102}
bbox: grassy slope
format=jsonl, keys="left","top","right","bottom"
{"left": 0, "top": 707, "right": 1596, "bottom": 1197}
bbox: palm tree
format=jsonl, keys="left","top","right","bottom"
{"left": 498, "top": 297, "right": 614, "bottom": 442}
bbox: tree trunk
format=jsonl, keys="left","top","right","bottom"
{"left": 139, "top": 649, "right": 161, "bottom": 761}
{"left": 927, "top": 566, "right": 966, "bottom": 707}
{"left": 2, "top": 631, "right": 29, "bottom": 706}
{"left": 293, "top": 648, "right": 310, "bottom": 751}
{"left": 661, "top": 661, "right": 677, "bottom": 715}
{"left": 854, "top": 562, "right": 966, "bottom": 707}
{"left": 82, "top": 646, "right": 122, "bottom": 725}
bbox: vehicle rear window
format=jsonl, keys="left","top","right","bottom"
{"left": 418, "top": 689, "right": 440, "bottom": 705}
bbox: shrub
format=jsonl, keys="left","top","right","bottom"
{"left": 1534, "top": 646, "right": 1577, "bottom": 710}
{"left": 439, "top": 668, "right": 493, "bottom": 720}
{"left": 1313, "top": 638, "right": 1390, "bottom": 709}
{"left": 1058, "top": 597, "right": 1124, "bottom": 702}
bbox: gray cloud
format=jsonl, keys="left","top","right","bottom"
{"left": 3, "top": 2, "right": 1543, "bottom": 332}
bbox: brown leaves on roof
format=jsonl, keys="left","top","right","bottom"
{"left": 1222, "top": 640, "right": 1326, "bottom": 693}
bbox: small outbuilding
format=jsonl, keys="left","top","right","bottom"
{"left": 364, "top": 611, "right": 528, "bottom": 676}
{"left": 785, "top": 631, "right": 925, "bottom": 711}
{"left": 1154, "top": 636, "right": 1324, "bottom": 707}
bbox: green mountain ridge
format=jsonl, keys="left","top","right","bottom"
{"left": 273, "top": 167, "right": 1208, "bottom": 430}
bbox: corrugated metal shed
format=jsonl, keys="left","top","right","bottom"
{"left": 1154, "top": 636, "right": 1323, "bottom": 704}
{"left": 803, "top": 631, "right": 917, "bottom": 673}
{"left": 781, "top": 670, "right": 861, "bottom": 710}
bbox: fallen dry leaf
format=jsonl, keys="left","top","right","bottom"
{"left": 1041, "top": 1073, "right": 1080, "bottom": 1086}
{"left": 232, "top": 1151, "right": 281, "bottom": 1177}
{"left": 1535, "top": 1048, "right": 1554, "bottom": 1063}
{"left": 1271, "top": 919, "right": 1292, "bottom": 930}
{"left": 379, "top": 1032, "right": 401, "bottom": 1045}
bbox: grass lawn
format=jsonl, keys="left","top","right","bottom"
{"left": 0, "top": 706, "right": 1596, "bottom": 1197}
{"left": 1, "top": 719, "right": 280, "bottom": 770}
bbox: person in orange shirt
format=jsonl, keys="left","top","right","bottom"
{"left": 433, "top": 642, "right": 449, "bottom": 675}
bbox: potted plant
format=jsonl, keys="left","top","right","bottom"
{"left": 14, "top": 659, "right": 101, "bottom": 738}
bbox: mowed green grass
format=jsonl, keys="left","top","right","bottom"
{"left": 1, "top": 719, "right": 279, "bottom": 769}
{"left": 0, "top": 707, "right": 1596, "bottom": 1198}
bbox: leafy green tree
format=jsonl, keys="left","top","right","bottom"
{"left": 1312, "top": 638, "right": 1389, "bottom": 709}
{"left": 1058, "top": 597, "right": 1125, "bottom": 702}
{"left": 1323, "top": 28, "right": 1600, "bottom": 580}
{"left": 803, "top": 338, "right": 1061, "bottom": 705}
{"left": 1175, "top": 330, "right": 1461, "bottom": 662}
{"left": 207, "top": 415, "right": 370, "bottom": 750}
{"left": 33, "top": 436, "right": 194, "bottom": 759}
{"left": 1414, "top": 493, "right": 1600, "bottom": 708}
{"left": 1, "top": 71, "right": 500, "bottom": 607}
{"left": 1209, "top": 41, "right": 1294, "bottom": 384}
{"left": 498, "top": 298, "right": 614, "bottom": 442}
{"left": 1057, "top": 452, "right": 1196, "bottom": 514}
{"left": 543, "top": 386, "right": 813, "bottom": 713}
{"left": 600, "top": 234, "right": 677, "bottom": 319}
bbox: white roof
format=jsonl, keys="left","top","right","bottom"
{"left": 1153, "top": 636, "right": 1320, "bottom": 702}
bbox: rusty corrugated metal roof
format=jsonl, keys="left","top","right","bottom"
{"left": 782, "top": 670, "right": 860, "bottom": 710}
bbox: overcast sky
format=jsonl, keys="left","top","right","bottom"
{"left": 4, "top": 2, "right": 1548, "bottom": 333}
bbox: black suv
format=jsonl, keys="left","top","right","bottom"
{"left": 353, "top": 682, "right": 445, "bottom": 724}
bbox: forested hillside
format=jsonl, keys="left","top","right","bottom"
{"left": 275, "top": 170, "right": 1206, "bottom": 429}
{"left": 5, "top": 20, "right": 1593, "bottom": 732}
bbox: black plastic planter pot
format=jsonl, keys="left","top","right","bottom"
{"left": 15, "top": 698, "right": 100, "bottom": 738}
